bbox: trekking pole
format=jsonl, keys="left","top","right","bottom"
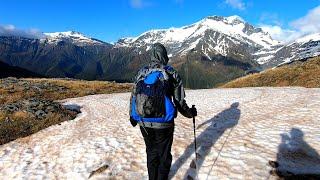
{"left": 188, "top": 105, "right": 200, "bottom": 179}
{"left": 192, "top": 105, "right": 197, "bottom": 168}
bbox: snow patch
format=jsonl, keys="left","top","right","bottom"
{"left": 295, "top": 33, "right": 320, "bottom": 44}
{"left": 0, "top": 88, "right": 319, "bottom": 179}
{"left": 226, "top": 15, "right": 244, "bottom": 23}
{"left": 256, "top": 55, "right": 274, "bottom": 64}
{"left": 43, "top": 31, "right": 106, "bottom": 46}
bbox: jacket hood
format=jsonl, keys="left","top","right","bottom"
{"left": 150, "top": 43, "right": 169, "bottom": 65}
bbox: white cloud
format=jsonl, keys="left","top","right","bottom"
{"left": 0, "top": 24, "right": 45, "bottom": 39}
{"left": 291, "top": 5, "right": 320, "bottom": 35}
{"left": 259, "top": 5, "right": 320, "bottom": 43}
{"left": 3, "top": 24, "right": 15, "bottom": 31}
{"left": 260, "top": 25, "right": 300, "bottom": 42}
{"left": 224, "top": 0, "right": 245, "bottom": 10}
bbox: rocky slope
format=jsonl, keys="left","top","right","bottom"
{"left": 0, "top": 35, "right": 139, "bottom": 82}
{"left": 255, "top": 33, "right": 320, "bottom": 68}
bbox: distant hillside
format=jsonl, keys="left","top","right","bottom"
{"left": 221, "top": 56, "right": 320, "bottom": 88}
{"left": 0, "top": 60, "right": 42, "bottom": 78}
{"left": 1, "top": 16, "right": 319, "bottom": 88}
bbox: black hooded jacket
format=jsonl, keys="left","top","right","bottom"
{"left": 130, "top": 43, "right": 193, "bottom": 121}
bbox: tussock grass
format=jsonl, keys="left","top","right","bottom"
{"left": 221, "top": 57, "right": 320, "bottom": 88}
{"left": 0, "top": 78, "right": 132, "bottom": 145}
{"left": 0, "top": 79, "right": 132, "bottom": 104}
{"left": 0, "top": 111, "right": 6, "bottom": 121}
{"left": 11, "top": 111, "right": 30, "bottom": 120}
{"left": 22, "top": 78, "right": 132, "bottom": 101}
{"left": 0, "top": 111, "right": 76, "bottom": 145}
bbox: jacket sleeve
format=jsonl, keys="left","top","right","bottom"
{"left": 129, "top": 84, "right": 135, "bottom": 117}
{"left": 129, "top": 70, "right": 140, "bottom": 117}
{"left": 167, "top": 67, "right": 193, "bottom": 118}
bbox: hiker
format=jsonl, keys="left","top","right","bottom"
{"left": 129, "top": 43, "right": 197, "bottom": 180}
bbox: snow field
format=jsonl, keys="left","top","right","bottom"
{"left": 0, "top": 87, "right": 319, "bottom": 179}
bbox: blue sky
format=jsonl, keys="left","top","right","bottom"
{"left": 0, "top": 0, "right": 320, "bottom": 42}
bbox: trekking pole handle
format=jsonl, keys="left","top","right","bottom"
{"left": 192, "top": 105, "right": 196, "bottom": 122}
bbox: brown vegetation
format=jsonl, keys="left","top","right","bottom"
{"left": 0, "top": 78, "right": 132, "bottom": 104}
{"left": 0, "top": 110, "right": 77, "bottom": 145}
{"left": 28, "top": 78, "right": 132, "bottom": 98}
{"left": 221, "top": 57, "right": 320, "bottom": 88}
{"left": 0, "top": 78, "right": 132, "bottom": 145}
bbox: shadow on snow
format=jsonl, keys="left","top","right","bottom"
{"left": 169, "top": 102, "right": 241, "bottom": 179}
{"left": 270, "top": 128, "right": 320, "bottom": 179}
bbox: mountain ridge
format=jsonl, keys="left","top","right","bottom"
{"left": 43, "top": 31, "right": 110, "bottom": 46}
{"left": 115, "top": 15, "right": 280, "bottom": 56}
{"left": 0, "top": 15, "right": 319, "bottom": 88}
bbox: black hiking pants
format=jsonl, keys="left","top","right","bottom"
{"left": 140, "top": 126, "right": 174, "bottom": 180}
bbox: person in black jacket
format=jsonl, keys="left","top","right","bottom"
{"left": 129, "top": 43, "right": 197, "bottom": 180}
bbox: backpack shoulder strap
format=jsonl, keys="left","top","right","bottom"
{"left": 163, "top": 65, "right": 175, "bottom": 79}
{"left": 164, "top": 65, "right": 173, "bottom": 71}
{"left": 135, "top": 66, "right": 150, "bottom": 83}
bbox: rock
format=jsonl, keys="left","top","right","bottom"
{"left": 28, "top": 100, "right": 40, "bottom": 107}
{"left": 35, "top": 110, "right": 46, "bottom": 119}
{"left": 2, "top": 104, "right": 19, "bottom": 112}
{"left": 45, "top": 105, "right": 57, "bottom": 113}
{"left": 19, "top": 98, "right": 63, "bottom": 117}
{"left": 4, "top": 117, "right": 11, "bottom": 123}
{"left": 5, "top": 77, "right": 18, "bottom": 83}
{"left": 0, "top": 78, "right": 79, "bottom": 122}
{"left": 0, "top": 78, "right": 67, "bottom": 93}
{"left": 8, "top": 89, "right": 16, "bottom": 93}
{"left": 86, "top": 90, "right": 95, "bottom": 95}
{"left": 63, "top": 104, "right": 81, "bottom": 113}
{"left": 37, "top": 103, "right": 44, "bottom": 110}
{"left": 26, "top": 107, "right": 35, "bottom": 113}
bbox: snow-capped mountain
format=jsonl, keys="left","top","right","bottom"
{"left": 257, "top": 33, "right": 320, "bottom": 68}
{"left": 116, "top": 15, "right": 320, "bottom": 68}
{"left": 43, "top": 31, "right": 107, "bottom": 46}
{"left": 0, "top": 15, "right": 319, "bottom": 88}
{"left": 116, "top": 15, "right": 280, "bottom": 59}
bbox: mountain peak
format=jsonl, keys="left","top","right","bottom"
{"left": 43, "top": 31, "right": 107, "bottom": 46}
{"left": 116, "top": 15, "right": 279, "bottom": 53}
{"left": 203, "top": 15, "right": 245, "bottom": 25}
{"left": 226, "top": 15, "right": 244, "bottom": 21}
{"left": 44, "top": 31, "right": 86, "bottom": 38}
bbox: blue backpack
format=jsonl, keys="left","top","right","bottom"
{"left": 130, "top": 67, "right": 176, "bottom": 123}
